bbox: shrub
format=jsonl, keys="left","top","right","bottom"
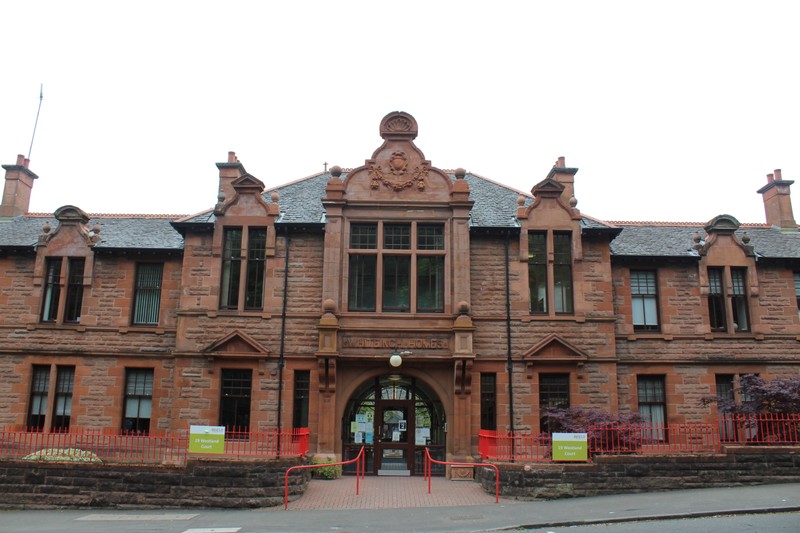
{"left": 311, "top": 457, "right": 342, "bottom": 479}
{"left": 541, "top": 407, "right": 645, "bottom": 454}
{"left": 702, "top": 374, "right": 800, "bottom": 414}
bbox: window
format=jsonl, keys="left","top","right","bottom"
{"left": 708, "top": 267, "right": 751, "bottom": 333}
{"left": 528, "top": 232, "right": 547, "bottom": 313}
{"left": 292, "top": 370, "right": 310, "bottom": 429}
{"left": 795, "top": 272, "right": 800, "bottom": 319}
{"left": 220, "top": 369, "right": 252, "bottom": 433}
{"left": 347, "top": 222, "right": 445, "bottom": 313}
{"left": 41, "top": 259, "right": 62, "bottom": 322}
{"left": 716, "top": 374, "right": 736, "bottom": 441}
{"left": 631, "top": 270, "right": 659, "bottom": 331}
{"left": 553, "top": 233, "right": 573, "bottom": 313}
{"left": 637, "top": 375, "right": 666, "bottom": 442}
{"left": 27, "top": 365, "right": 50, "bottom": 431}
{"left": 133, "top": 263, "right": 163, "bottom": 325}
{"left": 707, "top": 268, "right": 726, "bottom": 331}
{"left": 539, "top": 373, "right": 570, "bottom": 433}
{"left": 41, "top": 258, "right": 85, "bottom": 323}
{"left": 731, "top": 268, "right": 749, "bottom": 332}
{"left": 528, "top": 231, "right": 573, "bottom": 314}
{"left": 52, "top": 366, "right": 75, "bottom": 431}
{"left": 123, "top": 368, "right": 153, "bottom": 434}
{"left": 220, "top": 227, "right": 267, "bottom": 311}
{"left": 480, "top": 373, "right": 497, "bottom": 431}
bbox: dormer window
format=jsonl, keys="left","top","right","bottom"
{"left": 707, "top": 266, "right": 750, "bottom": 333}
{"left": 41, "top": 257, "right": 85, "bottom": 323}
{"left": 528, "top": 231, "right": 574, "bottom": 314}
{"left": 220, "top": 227, "right": 267, "bottom": 311}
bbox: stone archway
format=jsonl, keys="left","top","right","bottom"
{"left": 341, "top": 374, "right": 446, "bottom": 476}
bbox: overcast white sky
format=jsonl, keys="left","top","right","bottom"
{"left": 1, "top": 1, "right": 798, "bottom": 223}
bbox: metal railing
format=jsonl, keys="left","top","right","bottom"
{"left": 0, "top": 426, "right": 309, "bottom": 466}
{"left": 423, "top": 447, "right": 499, "bottom": 503}
{"left": 479, "top": 413, "right": 800, "bottom": 462}
{"left": 284, "top": 446, "right": 365, "bottom": 510}
{"left": 719, "top": 413, "right": 800, "bottom": 445}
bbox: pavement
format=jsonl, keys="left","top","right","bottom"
{"left": 0, "top": 478, "right": 798, "bottom": 532}
{"left": 263, "top": 477, "right": 800, "bottom": 532}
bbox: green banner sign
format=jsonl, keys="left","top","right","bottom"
{"left": 189, "top": 425, "right": 226, "bottom": 454}
{"left": 552, "top": 432, "right": 588, "bottom": 461}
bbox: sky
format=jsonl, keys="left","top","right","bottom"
{"left": 1, "top": 1, "right": 798, "bottom": 223}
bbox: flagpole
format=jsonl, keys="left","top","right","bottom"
{"left": 28, "top": 83, "right": 43, "bottom": 160}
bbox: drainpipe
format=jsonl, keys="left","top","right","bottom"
{"left": 504, "top": 231, "right": 515, "bottom": 460}
{"left": 276, "top": 226, "right": 291, "bottom": 453}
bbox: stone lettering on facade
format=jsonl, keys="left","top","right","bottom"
{"left": 341, "top": 337, "right": 449, "bottom": 350}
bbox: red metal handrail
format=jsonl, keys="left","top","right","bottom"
{"left": 423, "top": 447, "right": 499, "bottom": 503}
{"left": 284, "top": 446, "right": 365, "bottom": 510}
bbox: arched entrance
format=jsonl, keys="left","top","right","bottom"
{"left": 342, "top": 375, "right": 446, "bottom": 476}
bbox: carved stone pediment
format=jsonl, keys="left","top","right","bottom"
{"left": 204, "top": 330, "right": 271, "bottom": 358}
{"left": 522, "top": 334, "right": 590, "bottom": 365}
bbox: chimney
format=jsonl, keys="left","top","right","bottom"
{"left": 214, "top": 151, "right": 246, "bottom": 212}
{"left": 545, "top": 155, "right": 578, "bottom": 204}
{"left": 0, "top": 154, "right": 39, "bottom": 217}
{"left": 757, "top": 168, "right": 796, "bottom": 229}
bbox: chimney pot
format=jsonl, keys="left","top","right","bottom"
{"left": 15, "top": 154, "right": 25, "bottom": 165}
{"left": 557, "top": 156, "right": 565, "bottom": 168}
{"left": 774, "top": 169, "right": 782, "bottom": 180}
{"left": 767, "top": 173, "right": 774, "bottom": 183}
{"left": 228, "top": 151, "right": 236, "bottom": 163}
{"left": 23, "top": 158, "right": 30, "bottom": 169}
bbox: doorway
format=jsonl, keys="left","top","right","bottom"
{"left": 342, "top": 375, "right": 446, "bottom": 476}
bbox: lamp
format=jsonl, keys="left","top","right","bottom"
{"left": 389, "top": 350, "right": 411, "bottom": 368}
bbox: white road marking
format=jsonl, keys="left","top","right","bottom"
{"left": 182, "top": 529, "right": 242, "bottom": 533}
{"left": 76, "top": 513, "right": 198, "bottom": 521}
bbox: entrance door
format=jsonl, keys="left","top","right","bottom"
{"left": 342, "top": 375, "right": 446, "bottom": 476}
{"left": 376, "top": 401, "right": 414, "bottom": 475}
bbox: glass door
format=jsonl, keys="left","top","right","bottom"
{"left": 377, "top": 402, "right": 414, "bottom": 475}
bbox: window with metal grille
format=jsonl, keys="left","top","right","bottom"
{"left": 133, "top": 263, "right": 163, "bottom": 325}
{"left": 539, "top": 373, "right": 570, "bottom": 433}
{"left": 52, "top": 366, "right": 74, "bottom": 431}
{"left": 707, "top": 268, "right": 726, "bottom": 331}
{"left": 27, "top": 365, "right": 50, "bottom": 431}
{"left": 220, "top": 369, "right": 252, "bottom": 433}
{"left": 731, "top": 268, "right": 749, "bottom": 332}
{"left": 480, "top": 373, "right": 497, "bottom": 431}
{"left": 631, "top": 270, "right": 659, "bottom": 331}
{"left": 123, "top": 368, "right": 153, "bottom": 434}
{"left": 292, "top": 370, "right": 310, "bottom": 429}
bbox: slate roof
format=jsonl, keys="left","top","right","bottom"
{"left": 177, "top": 171, "right": 542, "bottom": 228}
{"left": 3, "top": 171, "right": 798, "bottom": 260}
{"left": 609, "top": 223, "right": 800, "bottom": 260}
{"left": 0, "top": 215, "right": 184, "bottom": 251}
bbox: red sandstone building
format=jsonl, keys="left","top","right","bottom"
{"left": 1, "top": 112, "right": 798, "bottom": 475}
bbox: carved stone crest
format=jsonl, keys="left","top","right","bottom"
{"left": 369, "top": 152, "right": 428, "bottom": 191}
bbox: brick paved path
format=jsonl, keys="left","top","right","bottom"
{"left": 284, "top": 476, "right": 514, "bottom": 510}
